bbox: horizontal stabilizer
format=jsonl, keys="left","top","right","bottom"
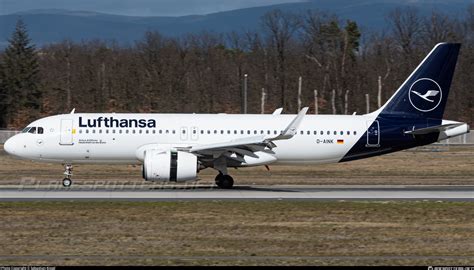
{"left": 404, "top": 123, "right": 465, "bottom": 135}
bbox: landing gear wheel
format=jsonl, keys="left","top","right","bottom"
{"left": 62, "top": 164, "right": 73, "bottom": 188}
{"left": 62, "top": 178, "right": 72, "bottom": 188}
{"left": 215, "top": 174, "right": 234, "bottom": 189}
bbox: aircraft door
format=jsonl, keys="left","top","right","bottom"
{"left": 366, "top": 120, "right": 380, "bottom": 147}
{"left": 60, "top": 119, "right": 74, "bottom": 145}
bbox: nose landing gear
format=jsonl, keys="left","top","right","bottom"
{"left": 62, "top": 164, "right": 73, "bottom": 187}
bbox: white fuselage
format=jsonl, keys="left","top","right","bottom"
{"left": 4, "top": 113, "right": 374, "bottom": 166}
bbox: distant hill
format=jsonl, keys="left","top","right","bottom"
{"left": 0, "top": 0, "right": 471, "bottom": 48}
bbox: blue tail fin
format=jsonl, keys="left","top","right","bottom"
{"left": 378, "top": 43, "right": 460, "bottom": 120}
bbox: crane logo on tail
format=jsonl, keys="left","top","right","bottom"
{"left": 411, "top": 90, "right": 439, "bottom": 102}
{"left": 408, "top": 78, "right": 442, "bottom": 112}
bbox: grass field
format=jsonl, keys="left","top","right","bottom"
{"left": 0, "top": 145, "right": 473, "bottom": 186}
{"left": 1, "top": 145, "right": 472, "bottom": 266}
{"left": 0, "top": 201, "right": 473, "bottom": 266}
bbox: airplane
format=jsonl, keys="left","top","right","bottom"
{"left": 3, "top": 43, "right": 470, "bottom": 189}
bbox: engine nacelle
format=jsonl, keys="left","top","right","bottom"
{"left": 143, "top": 150, "right": 198, "bottom": 182}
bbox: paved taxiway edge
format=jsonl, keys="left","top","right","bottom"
{"left": 0, "top": 185, "right": 472, "bottom": 201}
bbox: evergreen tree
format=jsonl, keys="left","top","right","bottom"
{"left": 345, "top": 20, "right": 361, "bottom": 59}
{"left": 0, "top": 19, "right": 41, "bottom": 128}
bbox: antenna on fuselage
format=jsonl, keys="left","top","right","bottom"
{"left": 70, "top": 108, "right": 76, "bottom": 114}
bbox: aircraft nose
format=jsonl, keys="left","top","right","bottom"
{"left": 4, "top": 136, "right": 16, "bottom": 155}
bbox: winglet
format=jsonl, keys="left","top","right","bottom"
{"left": 272, "top": 108, "right": 283, "bottom": 115}
{"left": 270, "top": 107, "right": 308, "bottom": 141}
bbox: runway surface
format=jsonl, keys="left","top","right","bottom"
{"left": 0, "top": 185, "right": 473, "bottom": 201}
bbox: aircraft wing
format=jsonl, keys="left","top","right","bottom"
{"left": 189, "top": 135, "right": 272, "bottom": 155}
{"left": 186, "top": 107, "right": 309, "bottom": 158}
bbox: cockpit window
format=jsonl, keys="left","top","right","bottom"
{"left": 21, "top": 126, "right": 44, "bottom": 134}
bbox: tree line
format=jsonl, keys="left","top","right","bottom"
{"left": 0, "top": 6, "right": 473, "bottom": 129}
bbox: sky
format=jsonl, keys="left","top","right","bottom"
{"left": 0, "top": 0, "right": 308, "bottom": 16}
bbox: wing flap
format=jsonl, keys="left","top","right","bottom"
{"left": 190, "top": 136, "right": 268, "bottom": 153}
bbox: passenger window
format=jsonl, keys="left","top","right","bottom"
{"left": 327, "top": 131, "right": 330, "bottom": 135}
{"left": 99, "top": 130, "right": 102, "bottom": 134}
{"left": 106, "top": 130, "right": 109, "bottom": 134}
{"left": 340, "top": 131, "right": 343, "bottom": 135}
{"left": 79, "top": 130, "right": 83, "bottom": 134}
{"left": 320, "top": 131, "right": 324, "bottom": 135}
{"left": 86, "top": 130, "right": 89, "bottom": 134}
{"left": 347, "top": 131, "right": 350, "bottom": 135}
{"left": 354, "top": 131, "right": 357, "bottom": 135}
{"left": 125, "top": 130, "right": 129, "bottom": 134}
{"left": 307, "top": 131, "right": 310, "bottom": 135}
{"left": 333, "top": 131, "right": 337, "bottom": 135}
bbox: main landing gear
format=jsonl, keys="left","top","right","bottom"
{"left": 215, "top": 173, "right": 234, "bottom": 189}
{"left": 62, "top": 164, "right": 73, "bottom": 188}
